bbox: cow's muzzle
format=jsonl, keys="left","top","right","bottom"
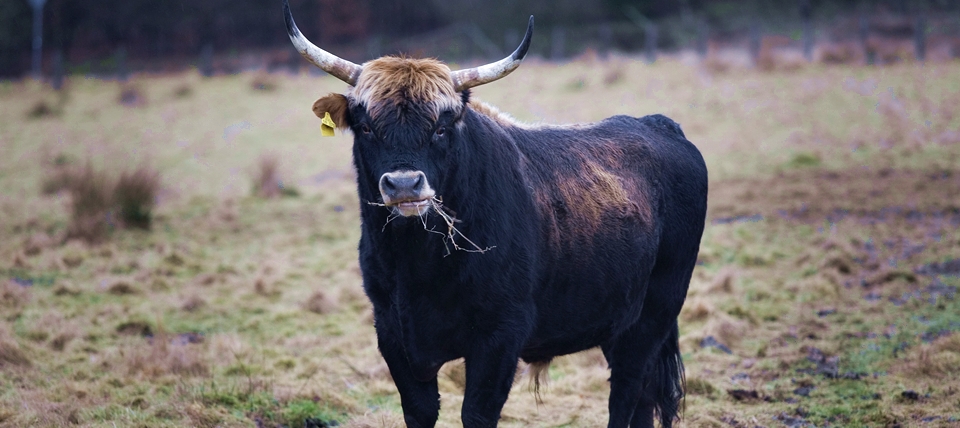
{"left": 379, "top": 171, "right": 435, "bottom": 217}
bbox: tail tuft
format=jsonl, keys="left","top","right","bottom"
{"left": 527, "top": 360, "right": 551, "bottom": 404}
{"left": 654, "top": 322, "right": 685, "bottom": 427}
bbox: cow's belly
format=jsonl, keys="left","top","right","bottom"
{"left": 522, "top": 234, "right": 658, "bottom": 360}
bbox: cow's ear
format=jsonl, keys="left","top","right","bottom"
{"left": 312, "top": 93, "right": 350, "bottom": 132}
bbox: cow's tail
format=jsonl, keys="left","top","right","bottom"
{"left": 526, "top": 359, "right": 551, "bottom": 405}
{"left": 653, "top": 320, "right": 685, "bottom": 427}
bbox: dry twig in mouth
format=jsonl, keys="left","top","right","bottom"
{"left": 366, "top": 197, "right": 495, "bottom": 255}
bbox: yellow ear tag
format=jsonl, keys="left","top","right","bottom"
{"left": 320, "top": 112, "right": 336, "bottom": 137}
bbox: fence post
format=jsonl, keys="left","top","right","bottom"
{"left": 52, "top": 50, "right": 63, "bottom": 91}
{"left": 504, "top": 28, "right": 519, "bottom": 55}
{"left": 697, "top": 16, "right": 708, "bottom": 59}
{"left": 800, "top": 0, "right": 814, "bottom": 61}
{"left": 551, "top": 26, "right": 567, "bottom": 60}
{"left": 200, "top": 43, "right": 213, "bottom": 77}
{"left": 29, "top": 0, "right": 47, "bottom": 79}
{"left": 644, "top": 23, "right": 657, "bottom": 64}
{"left": 749, "top": 21, "right": 762, "bottom": 66}
{"left": 859, "top": 15, "right": 874, "bottom": 65}
{"left": 914, "top": 14, "right": 926, "bottom": 62}
{"left": 598, "top": 23, "right": 613, "bottom": 59}
{"left": 116, "top": 47, "right": 128, "bottom": 81}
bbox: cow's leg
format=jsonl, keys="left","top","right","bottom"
{"left": 602, "top": 317, "right": 669, "bottom": 428}
{"left": 377, "top": 335, "right": 440, "bottom": 428}
{"left": 625, "top": 257, "right": 696, "bottom": 428}
{"left": 461, "top": 342, "right": 521, "bottom": 428}
{"left": 626, "top": 319, "right": 683, "bottom": 428}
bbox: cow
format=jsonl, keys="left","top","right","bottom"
{"left": 284, "top": 1, "right": 708, "bottom": 427}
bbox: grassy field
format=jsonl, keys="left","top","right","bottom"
{"left": 2, "top": 55, "right": 960, "bottom": 427}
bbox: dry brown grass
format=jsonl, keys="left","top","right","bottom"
{"left": 253, "top": 154, "right": 283, "bottom": 198}
{"left": 66, "top": 163, "right": 114, "bottom": 243}
{"left": 303, "top": 289, "right": 339, "bottom": 314}
{"left": 0, "top": 335, "right": 31, "bottom": 368}
{"left": 124, "top": 328, "right": 210, "bottom": 378}
{"left": 251, "top": 71, "right": 279, "bottom": 92}
{"left": 1, "top": 279, "right": 31, "bottom": 310}
{"left": 118, "top": 81, "right": 147, "bottom": 106}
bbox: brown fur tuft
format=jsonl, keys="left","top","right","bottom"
{"left": 468, "top": 99, "right": 524, "bottom": 128}
{"left": 353, "top": 57, "right": 461, "bottom": 121}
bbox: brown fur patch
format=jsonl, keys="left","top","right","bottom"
{"left": 312, "top": 93, "right": 349, "bottom": 130}
{"left": 554, "top": 153, "right": 652, "bottom": 235}
{"left": 468, "top": 99, "right": 524, "bottom": 128}
{"left": 353, "top": 57, "right": 461, "bottom": 121}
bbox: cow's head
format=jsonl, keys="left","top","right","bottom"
{"left": 284, "top": 0, "right": 532, "bottom": 217}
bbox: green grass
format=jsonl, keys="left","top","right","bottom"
{"left": 3, "top": 58, "right": 960, "bottom": 427}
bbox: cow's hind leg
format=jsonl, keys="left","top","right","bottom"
{"left": 624, "top": 251, "right": 697, "bottom": 428}
{"left": 628, "top": 320, "right": 683, "bottom": 428}
{"left": 602, "top": 314, "right": 675, "bottom": 428}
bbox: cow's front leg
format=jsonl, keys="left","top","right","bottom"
{"left": 377, "top": 334, "right": 440, "bottom": 428}
{"left": 461, "top": 342, "right": 521, "bottom": 428}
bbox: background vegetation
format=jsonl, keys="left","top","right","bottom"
{"left": 3, "top": 0, "right": 960, "bottom": 77}
{"left": 2, "top": 44, "right": 960, "bottom": 426}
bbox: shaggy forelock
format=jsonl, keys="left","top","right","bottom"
{"left": 351, "top": 57, "right": 462, "bottom": 122}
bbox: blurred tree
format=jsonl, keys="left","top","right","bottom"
{"left": 0, "top": 0, "right": 32, "bottom": 77}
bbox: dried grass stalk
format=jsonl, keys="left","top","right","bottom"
{"left": 368, "top": 197, "right": 494, "bottom": 256}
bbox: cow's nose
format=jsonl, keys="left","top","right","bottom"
{"left": 380, "top": 171, "right": 426, "bottom": 202}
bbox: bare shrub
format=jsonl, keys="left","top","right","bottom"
{"left": 252, "top": 154, "right": 299, "bottom": 198}
{"left": 66, "top": 164, "right": 114, "bottom": 243}
{"left": 118, "top": 82, "right": 147, "bottom": 107}
{"left": 172, "top": 83, "right": 193, "bottom": 99}
{"left": 106, "top": 281, "right": 140, "bottom": 295}
{"left": 181, "top": 295, "right": 207, "bottom": 312}
{"left": 705, "top": 267, "right": 736, "bottom": 294}
{"left": 40, "top": 153, "right": 78, "bottom": 195}
{"left": 253, "top": 154, "right": 281, "bottom": 198}
{"left": 304, "top": 290, "right": 339, "bottom": 314}
{"left": 26, "top": 100, "right": 57, "bottom": 119}
{"left": 755, "top": 35, "right": 795, "bottom": 72}
{"left": 250, "top": 71, "right": 278, "bottom": 92}
{"left": 114, "top": 166, "right": 160, "bottom": 230}
{"left": 816, "top": 41, "right": 862, "bottom": 65}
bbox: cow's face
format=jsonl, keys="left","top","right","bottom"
{"left": 284, "top": 0, "right": 532, "bottom": 217}
{"left": 313, "top": 58, "right": 465, "bottom": 217}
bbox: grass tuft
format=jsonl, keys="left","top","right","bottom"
{"left": 118, "top": 82, "right": 147, "bottom": 107}
{"left": 114, "top": 166, "right": 160, "bottom": 230}
{"left": 251, "top": 72, "right": 279, "bottom": 92}
{"left": 0, "top": 327, "right": 31, "bottom": 368}
{"left": 67, "top": 163, "right": 114, "bottom": 243}
{"left": 304, "top": 290, "right": 339, "bottom": 314}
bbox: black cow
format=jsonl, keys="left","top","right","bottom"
{"left": 284, "top": 2, "right": 708, "bottom": 427}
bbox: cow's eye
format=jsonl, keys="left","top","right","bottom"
{"left": 360, "top": 123, "right": 372, "bottom": 134}
{"left": 435, "top": 127, "right": 446, "bottom": 137}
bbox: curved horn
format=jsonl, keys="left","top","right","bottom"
{"left": 283, "top": 0, "right": 361, "bottom": 85}
{"left": 451, "top": 16, "right": 534, "bottom": 92}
